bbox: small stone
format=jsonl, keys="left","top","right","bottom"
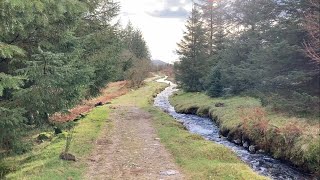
{"left": 54, "top": 127, "right": 63, "bottom": 134}
{"left": 257, "top": 149, "right": 265, "bottom": 154}
{"left": 94, "top": 102, "right": 103, "bottom": 107}
{"left": 160, "top": 170, "right": 179, "bottom": 176}
{"left": 154, "top": 138, "right": 160, "bottom": 141}
{"left": 243, "top": 141, "right": 249, "bottom": 148}
{"left": 233, "top": 139, "right": 241, "bottom": 145}
{"left": 73, "top": 117, "right": 81, "bottom": 122}
{"left": 249, "top": 145, "right": 256, "bottom": 153}
{"left": 60, "top": 152, "right": 76, "bottom": 161}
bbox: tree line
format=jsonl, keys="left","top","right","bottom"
{"left": 175, "top": 0, "right": 319, "bottom": 116}
{"left": 0, "top": 0, "right": 150, "bottom": 152}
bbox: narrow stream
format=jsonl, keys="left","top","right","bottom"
{"left": 153, "top": 77, "right": 311, "bottom": 180}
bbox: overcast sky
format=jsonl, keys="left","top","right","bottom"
{"left": 118, "top": 0, "right": 193, "bottom": 64}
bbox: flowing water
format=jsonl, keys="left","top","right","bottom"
{"left": 153, "top": 77, "right": 311, "bottom": 180}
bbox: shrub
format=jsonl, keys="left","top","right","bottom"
{"left": 277, "top": 123, "right": 303, "bottom": 145}
{"left": 240, "top": 107, "right": 267, "bottom": 133}
{"left": 125, "top": 55, "right": 150, "bottom": 88}
{"left": 12, "top": 141, "right": 33, "bottom": 155}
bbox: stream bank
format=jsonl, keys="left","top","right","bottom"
{"left": 154, "top": 77, "right": 314, "bottom": 179}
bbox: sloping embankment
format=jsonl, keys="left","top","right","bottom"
{"left": 170, "top": 91, "right": 320, "bottom": 176}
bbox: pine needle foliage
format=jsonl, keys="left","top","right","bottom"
{"left": 0, "top": 0, "right": 150, "bottom": 152}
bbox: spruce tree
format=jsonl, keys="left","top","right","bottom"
{"left": 207, "top": 67, "right": 223, "bottom": 97}
{"left": 0, "top": 0, "right": 130, "bottom": 150}
{"left": 175, "top": 0, "right": 319, "bottom": 114}
{"left": 197, "top": 0, "right": 226, "bottom": 56}
{"left": 175, "top": 4, "right": 208, "bottom": 92}
{"left": 0, "top": 43, "right": 26, "bottom": 149}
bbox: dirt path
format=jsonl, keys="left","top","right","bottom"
{"left": 85, "top": 106, "right": 184, "bottom": 180}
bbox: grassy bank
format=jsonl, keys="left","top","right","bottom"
{"left": 146, "top": 107, "right": 267, "bottom": 179}
{"left": 170, "top": 91, "right": 320, "bottom": 175}
{"left": 113, "top": 80, "right": 267, "bottom": 179}
{"left": 3, "top": 106, "right": 110, "bottom": 179}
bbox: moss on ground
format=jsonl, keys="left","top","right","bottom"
{"left": 4, "top": 106, "right": 110, "bottom": 180}
{"left": 170, "top": 91, "right": 320, "bottom": 175}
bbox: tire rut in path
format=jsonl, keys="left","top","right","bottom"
{"left": 86, "top": 106, "right": 184, "bottom": 180}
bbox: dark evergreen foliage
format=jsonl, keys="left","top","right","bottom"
{"left": 175, "top": 5, "right": 209, "bottom": 92}
{"left": 175, "top": 0, "right": 320, "bottom": 116}
{"left": 0, "top": 0, "right": 150, "bottom": 151}
{"left": 207, "top": 67, "right": 223, "bottom": 97}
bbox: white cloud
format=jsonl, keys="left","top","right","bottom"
{"left": 118, "top": 0, "right": 192, "bottom": 63}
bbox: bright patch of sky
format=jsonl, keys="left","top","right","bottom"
{"left": 118, "top": 0, "right": 193, "bottom": 63}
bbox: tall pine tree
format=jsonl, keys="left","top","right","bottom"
{"left": 175, "top": 4, "right": 208, "bottom": 92}
{"left": 197, "top": 0, "right": 226, "bottom": 56}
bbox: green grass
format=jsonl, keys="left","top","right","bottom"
{"left": 112, "top": 80, "right": 267, "bottom": 179}
{"left": 170, "top": 91, "right": 320, "bottom": 175}
{"left": 112, "top": 81, "right": 168, "bottom": 107}
{"left": 170, "top": 92, "right": 261, "bottom": 130}
{"left": 170, "top": 90, "right": 320, "bottom": 133}
{"left": 7, "top": 79, "right": 310, "bottom": 179}
{"left": 4, "top": 106, "right": 110, "bottom": 180}
{"left": 145, "top": 107, "right": 268, "bottom": 180}
{"left": 2, "top": 79, "right": 165, "bottom": 180}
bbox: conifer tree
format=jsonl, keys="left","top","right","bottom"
{"left": 174, "top": 0, "right": 319, "bottom": 114}
{"left": 175, "top": 4, "right": 208, "bottom": 92}
{"left": 0, "top": 0, "right": 149, "bottom": 150}
{"left": 122, "top": 23, "right": 151, "bottom": 87}
{"left": 207, "top": 67, "right": 223, "bottom": 97}
{"left": 0, "top": 43, "right": 26, "bottom": 149}
{"left": 197, "top": 0, "right": 226, "bottom": 56}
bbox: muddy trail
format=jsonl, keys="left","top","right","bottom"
{"left": 85, "top": 106, "right": 184, "bottom": 180}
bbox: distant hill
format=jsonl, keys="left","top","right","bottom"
{"left": 151, "top": 60, "right": 168, "bottom": 66}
